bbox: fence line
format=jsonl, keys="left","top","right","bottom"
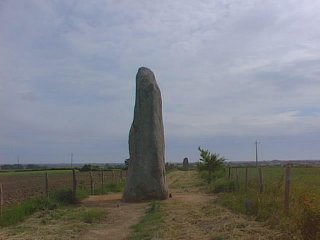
{"left": 258, "top": 167, "right": 263, "bottom": 193}
{"left": 245, "top": 168, "right": 248, "bottom": 192}
{"left": 0, "top": 183, "right": 3, "bottom": 217}
{"left": 45, "top": 172, "right": 49, "bottom": 198}
{"left": 0, "top": 170, "right": 127, "bottom": 212}
{"left": 284, "top": 166, "right": 291, "bottom": 215}
{"left": 225, "top": 165, "right": 314, "bottom": 214}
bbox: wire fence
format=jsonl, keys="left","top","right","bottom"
{"left": 0, "top": 170, "right": 127, "bottom": 213}
{"left": 225, "top": 166, "right": 320, "bottom": 239}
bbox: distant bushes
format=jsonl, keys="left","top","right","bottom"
{"left": 79, "top": 164, "right": 101, "bottom": 172}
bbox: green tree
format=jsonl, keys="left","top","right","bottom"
{"left": 197, "top": 147, "right": 226, "bottom": 183}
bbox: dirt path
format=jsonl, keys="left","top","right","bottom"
{"left": 78, "top": 194, "right": 148, "bottom": 240}
{"left": 0, "top": 171, "right": 286, "bottom": 239}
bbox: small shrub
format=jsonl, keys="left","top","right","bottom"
{"left": 212, "top": 178, "right": 236, "bottom": 193}
{"left": 80, "top": 209, "right": 105, "bottom": 224}
{"left": 76, "top": 188, "right": 90, "bottom": 200}
{"left": 197, "top": 147, "right": 226, "bottom": 183}
{"left": 51, "top": 189, "right": 78, "bottom": 204}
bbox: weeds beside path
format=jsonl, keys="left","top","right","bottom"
{"left": 155, "top": 171, "right": 286, "bottom": 240}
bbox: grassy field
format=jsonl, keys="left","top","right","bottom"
{"left": 211, "top": 166, "right": 320, "bottom": 238}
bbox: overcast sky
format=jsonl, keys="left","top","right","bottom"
{"left": 1, "top": 0, "right": 320, "bottom": 164}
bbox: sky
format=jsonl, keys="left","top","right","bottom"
{"left": 1, "top": 0, "right": 320, "bottom": 164}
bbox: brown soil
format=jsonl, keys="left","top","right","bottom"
{"left": 78, "top": 194, "right": 148, "bottom": 240}
{"left": 0, "top": 171, "right": 124, "bottom": 208}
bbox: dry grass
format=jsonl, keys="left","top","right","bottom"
{"left": 159, "top": 191, "right": 285, "bottom": 240}
{"left": 0, "top": 206, "right": 106, "bottom": 240}
{"left": 214, "top": 167, "right": 320, "bottom": 238}
{"left": 128, "top": 170, "right": 286, "bottom": 240}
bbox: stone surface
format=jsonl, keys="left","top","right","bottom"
{"left": 123, "top": 67, "right": 168, "bottom": 202}
{"left": 183, "top": 157, "right": 189, "bottom": 170}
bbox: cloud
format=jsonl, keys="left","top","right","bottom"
{"left": 1, "top": 0, "right": 320, "bottom": 162}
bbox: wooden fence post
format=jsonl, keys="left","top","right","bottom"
{"left": 245, "top": 167, "right": 248, "bottom": 192}
{"left": 0, "top": 183, "right": 3, "bottom": 217}
{"left": 112, "top": 170, "right": 115, "bottom": 183}
{"left": 284, "top": 166, "right": 291, "bottom": 215}
{"left": 235, "top": 168, "right": 239, "bottom": 190}
{"left": 228, "top": 167, "right": 231, "bottom": 180}
{"left": 231, "top": 167, "right": 234, "bottom": 180}
{"left": 45, "top": 172, "right": 49, "bottom": 198}
{"left": 258, "top": 167, "right": 263, "bottom": 193}
{"left": 101, "top": 170, "right": 104, "bottom": 194}
{"left": 90, "top": 171, "right": 94, "bottom": 195}
{"left": 72, "top": 169, "right": 77, "bottom": 198}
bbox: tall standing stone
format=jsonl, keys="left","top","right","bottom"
{"left": 183, "top": 157, "right": 189, "bottom": 170}
{"left": 123, "top": 67, "right": 168, "bottom": 202}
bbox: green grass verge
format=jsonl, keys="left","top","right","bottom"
{"left": 0, "top": 180, "right": 123, "bottom": 228}
{"left": 130, "top": 201, "right": 164, "bottom": 240}
{"left": 0, "top": 188, "right": 89, "bottom": 227}
{"left": 94, "top": 182, "right": 125, "bottom": 195}
{"left": 0, "top": 197, "right": 55, "bottom": 227}
{"left": 208, "top": 166, "right": 320, "bottom": 237}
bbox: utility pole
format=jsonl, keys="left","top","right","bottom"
{"left": 255, "top": 140, "right": 259, "bottom": 167}
{"left": 71, "top": 153, "right": 73, "bottom": 168}
{"left": 17, "top": 155, "right": 20, "bottom": 165}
